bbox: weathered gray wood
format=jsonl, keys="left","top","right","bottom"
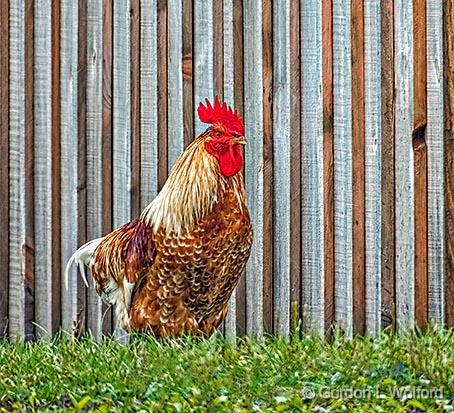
{"left": 113, "top": 0, "right": 131, "bottom": 338}
{"left": 222, "top": 0, "right": 237, "bottom": 340}
{"left": 167, "top": 0, "right": 184, "bottom": 169}
{"left": 426, "top": 0, "right": 444, "bottom": 323}
{"left": 140, "top": 0, "right": 159, "bottom": 207}
{"left": 244, "top": 0, "right": 263, "bottom": 338}
{"left": 86, "top": 0, "right": 103, "bottom": 337}
{"left": 333, "top": 0, "right": 353, "bottom": 338}
{"left": 194, "top": 0, "right": 214, "bottom": 135}
{"left": 60, "top": 0, "right": 79, "bottom": 332}
{"left": 301, "top": 0, "right": 324, "bottom": 336}
{"left": 8, "top": 0, "right": 26, "bottom": 339}
{"left": 34, "top": 0, "right": 53, "bottom": 338}
{"left": 272, "top": 0, "right": 291, "bottom": 336}
{"left": 394, "top": 0, "right": 415, "bottom": 332}
{"left": 364, "top": 0, "right": 381, "bottom": 336}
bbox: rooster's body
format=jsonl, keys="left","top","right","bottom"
{"left": 66, "top": 98, "right": 252, "bottom": 336}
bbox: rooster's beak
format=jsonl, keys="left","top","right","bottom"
{"left": 233, "top": 136, "right": 247, "bottom": 145}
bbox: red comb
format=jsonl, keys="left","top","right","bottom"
{"left": 197, "top": 96, "right": 244, "bottom": 136}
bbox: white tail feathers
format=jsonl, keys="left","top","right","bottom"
{"left": 64, "top": 237, "right": 104, "bottom": 290}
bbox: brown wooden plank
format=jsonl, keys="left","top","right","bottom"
{"left": 233, "top": 0, "right": 246, "bottom": 335}
{"left": 290, "top": 0, "right": 301, "bottom": 331}
{"left": 51, "top": 0, "right": 62, "bottom": 334}
{"left": 444, "top": 0, "right": 454, "bottom": 328}
{"left": 322, "top": 0, "right": 335, "bottom": 335}
{"left": 102, "top": 0, "right": 113, "bottom": 334}
{"left": 0, "top": 0, "right": 9, "bottom": 337}
{"left": 157, "top": 0, "right": 168, "bottom": 190}
{"left": 24, "top": 0, "right": 35, "bottom": 339}
{"left": 380, "top": 0, "right": 395, "bottom": 329}
{"left": 262, "top": 0, "right": 273, "bottom": 333}
{"left": 77, "top": 0, "right": 88, "bottom": 334}
{"left": 413, "top": 0, "right": 428, "bottom": 330}
{"left": 213, "top": 0, "right": 223, "bottom": 101}
{"left": 182, "top": 0, "right": 193, "bottom": 146}
{"left": 351, "top": 0, "right": 366, "bottom": 335}
{"left": 130, "top": 0, "right": 141, "bottom": 218}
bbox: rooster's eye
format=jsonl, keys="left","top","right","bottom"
{"left": 214, "top": 131, "right": 222, "bottom": 138}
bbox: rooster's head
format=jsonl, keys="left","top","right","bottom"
{"left": 198, "top": 96, "right": 246, "bottom": 177}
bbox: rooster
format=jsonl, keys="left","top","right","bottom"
{"left": 66, "top": 97, "right": 252, "bottom": 337}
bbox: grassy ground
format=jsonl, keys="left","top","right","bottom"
{"left": 0, "top": 327, "right": 452, "bottom": 412}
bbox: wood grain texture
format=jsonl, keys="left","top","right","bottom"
{"left": 140, "top": 0, "right": 159, "bottom": 207}
{"left": 60, "top": 0, "right": 79, "bottom": 332}
{"left": 322, "top": 0, "right": 335, "bottom": 334}
{"left": 86, "top": 0, "right": 104, "bottom": 337}
{"left": 272, "top": 0, "right": 290, "bottom": 336}
{"left": 130, "top": 0, "right": 141, "bottom": 218}
{"left": 413, "top": 0, "right": 428, "bottom": 330}
{"left": 426, "top": 0, "right": 444, "bottom": 324}
{"left": 244, "top": 0, "right": 264, "bottom": 337}
{"left": 194, "top": 0, "right": 214, "bottom": 135}
{"left": 380, "top": 0, "right": 395, "bottom": 329}
{"left": 262, "top": 0, "right": 273, "bottom": 335}
{"left": 182, "top": 0, "right": 193, "bottom": 147}
{"left": 394, "top": 0, "right": 415, "bottom": 332}
{"left": 333, "top": 0, "right": 353, "bottom": 338}
{"left": 34, "top": 0, "right": 53, "bottom": 338}
{"left": 0, "top": 0, "right": 9, "bottom": 337}
{"left": 301, "top": 0, "right": 324, "bottom": 335}
{"left": 290, "top": 0, "right": 302, "bottom": 332}
{"left": 213, "top": 0, "right": 223, "bottom": 101}
{"left": 444, "top": 0, "right": 454, "bottom": 328}
{"left": 102, "top": 0, "right": 113, "bottom": 334}
{"left": 351, "top": 0, "right": 366, "bottom": 335}
{"left": 8, "top": 0, "right": 26, "bottom": 339}
{"left": 364, "top": 0, "right": 381, "bottom": 336}
{"left": 167, "top": 0, "right": 184, "bottom": 170}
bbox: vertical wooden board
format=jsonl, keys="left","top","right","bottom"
{"left": 102, "top": 0, "right": 113, "bottom": 334}
{"left": 444, "top": 0, "right": 454, "bottom": 328}
{"left": 60, "top": 0, "right": 79, "bottom": 332}
{"left": 413, "top": 0, "right": 428, "bottom": 330}
{"left": 333, "top": 0, "right": 353, "bottom": 338}
{"left": 213, "top": 0, "right": 223, "bottom": 100}
{"left": 167, "top": 0, "right": 184, "bottom": 169}
{"left": 301, "top": 0, "right": 324, "bottom": 335}
{"left": 364, "top": 0, "right": 381, "bottom": 336}
{"left": 222, "top": 0, "right": 236, "bottom": 339}
{"left": 322, "top": 0, "right": 335, "bottom": 334}
{"left": 351, "top": 1, "right": 366, "bottom": 335}
{"left": 273, "top": 0, "right": 290, "bottom": 336}
{"left": 290, "top": 0, "right": 302, "bottom": 332}
{"left": 130, "top": 0, "right": 141, "bottom": 217}
{"left": 244, "top": 0, "right": 264, "bottom": 338}
{"left": 380, "top": 0, "right": 395, "bottom": 329}
{"left": 86, "top": 0, "right": 104, "bottom": 337}
{"left": 140, "top": 0, "right": 159, "bottom": 207}
{"left": 394, "top": 0, "right": 415, "bottom": 332}
{"left": 113, "top": 0, "right": 131, "bottom": 229}
{"left": 194, "top": 0, "right": 214, "bottom": 135}
{"left": 0, "top": 0, "right": 9, "bottom": 337}
{"left": 156, "top": 0, "right": 168, "bottom": 190}
{"left": 113, "top": 0, "right": 131, "bottom": 338}
{"left": 9, "top": 0, "right": 26, "bottom": 339}
{"left": 182, "top": 0, "right": 193, "bottom": 147}
{"left": 24, "top": 0, "right": 35, "bottom": 340}
{"left": 426, "top": 0, "right": 444, "bottom": 323}
{"left": 261, "top": 0, "right": 273, "bottom": 335}
{"left": 34, "top": 0, "right": 53, "bottom": 338}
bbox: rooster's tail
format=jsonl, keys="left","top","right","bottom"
{"left": 64, "top": 237, "right": 104, "bottom": 290}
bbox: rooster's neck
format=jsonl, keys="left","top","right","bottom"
{"left": 139, "top": 138, "right": 245, "bottom": 234}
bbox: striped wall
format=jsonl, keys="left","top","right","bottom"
{"left": 0, "top": 0, "right": 452, "bottom": 340}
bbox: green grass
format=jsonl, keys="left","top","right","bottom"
{"left": 0, "top": 327, "right": 452, "bottom": 412}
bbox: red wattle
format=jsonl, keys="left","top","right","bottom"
{"left": 218, "top": 145, "right": 243, "bottom": 177}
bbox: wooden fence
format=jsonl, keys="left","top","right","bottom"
{"left": 0, "top": 0, "right": 453, "bottom": 340}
